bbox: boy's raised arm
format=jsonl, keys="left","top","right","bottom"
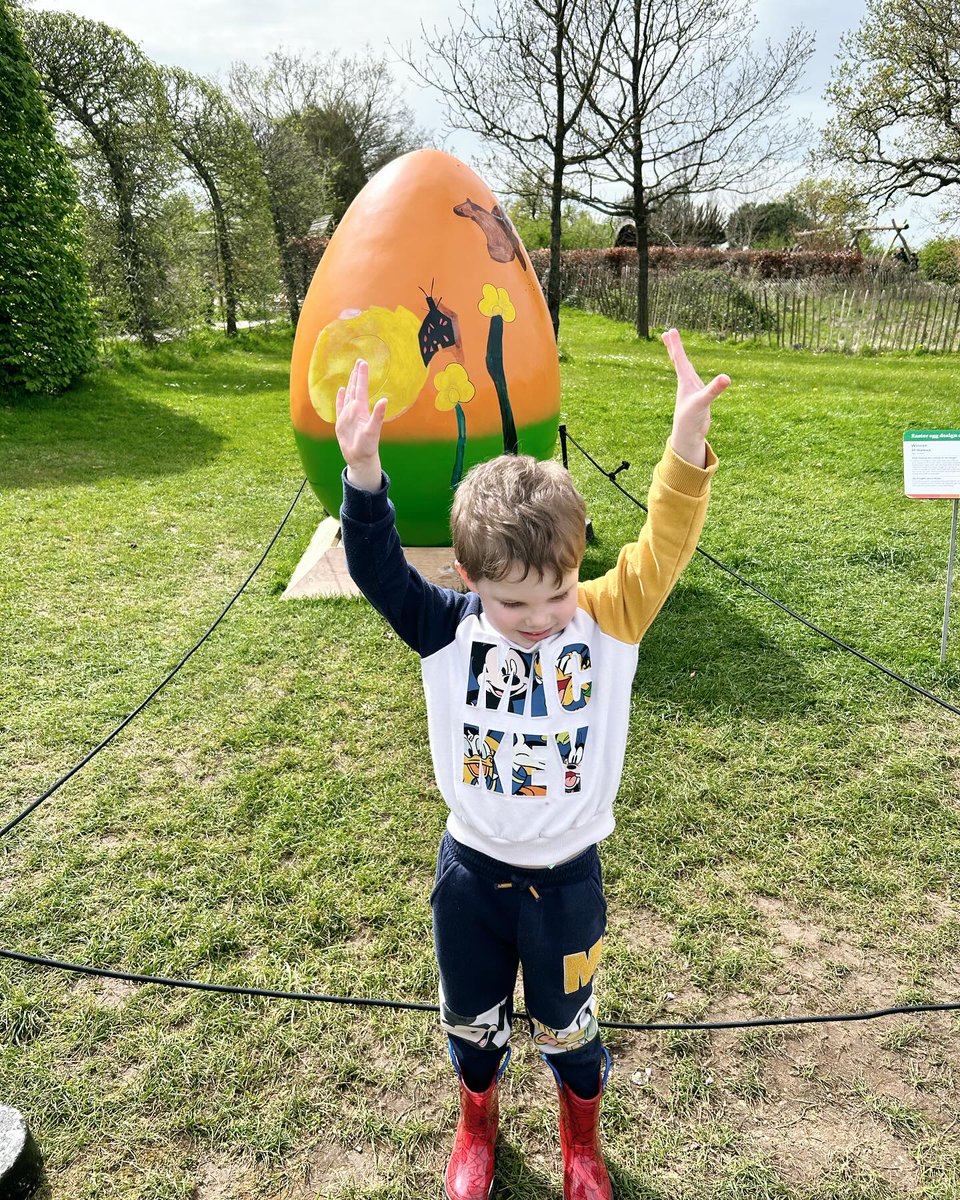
{"left": 335, "top": 356, "right": 474, "bottom": 658}
{"left": 335, "top": 358, "right": 388, "bottom": 492}
{"left": 578, "top": 329, "right": 727, "bottom": 643}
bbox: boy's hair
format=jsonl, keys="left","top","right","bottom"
{"left": 451, "top": 454, "right": 586, "bottom": 584}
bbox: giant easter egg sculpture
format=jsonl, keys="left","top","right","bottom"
{"left": 290, "top": 149, "right": 561, "bottom": 546}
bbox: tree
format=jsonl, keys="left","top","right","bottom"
{"left": 298, "top": 51, "right": 421, "bottom": 223}
{"left": 573, "top": 0, "right": 813, "bottom": 336}
{"left": 918, "top": 239, "right": 960, "bottom": 285}
{"left": 230, "top": 49, "right": 420, "bottom": 326}
{"left": 408, "top": 0, "right": 619, "bottom": 336}
{"left": 20, "top": 9, "right": 176, "bottom": 345}
{"left": 507, "top": 199, "right": 615, "bottom": 250}
{"left": 783, "top": 177, "right": 869, "bottom": 249}
{"left": 648, "top": 198, "right": 727, "bottom": 247}
{"left": 506, "top": 171, "right": 614, "bottom": 249}
{"left": 1, "top": 0, "right": 95, "bottom": 393}
{"left": 726, "top": 180, "right": 870, "bottom": 250}
{"left": 820, "top": 0, "right": 960, "bottom": 219}
{"left": 73, "top": 155, "right": 215, "bottom": 336}
{"left": 726, "top": 197, "right": 809, "bottom": 248}
{"left": 229, "top": 52, "right": 337, "bottom": 327}
{"left": 163, "top": 67, "right": 276, "bottom": 335}
{"left": 559, "top": 206, "right": 617, "bottom": 250}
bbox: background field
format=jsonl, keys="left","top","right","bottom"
{"left": 1, "top": 311, "right": 959, "bottom": 1198}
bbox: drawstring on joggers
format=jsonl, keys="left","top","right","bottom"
{"left": 495, "top": 881, "right": 541, "bottom": 901}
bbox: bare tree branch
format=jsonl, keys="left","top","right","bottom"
{"left": 569, "top": 0, "right": 812, "bottom": 335}
{"left": 399, "top": 0, "right": 619, "bottom": 334}
{"left": 819, "top": 0, "right": 960, "bottom": 218}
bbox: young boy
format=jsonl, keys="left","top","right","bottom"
{"left": 335, "top": 331, "right": 727, "bottom": 1200}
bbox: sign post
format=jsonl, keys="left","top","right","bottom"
{"left": 943, "top": 501, "right": 959, "bottom": 665}
{"left": 903, "top": 430, "right": 960, "bottom": 664}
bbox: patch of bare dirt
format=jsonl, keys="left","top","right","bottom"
{"left": 610, "top": 894, "right": 960, "bottom": 1191}
{"left": 279, "top": 1143, "right": 380, "bottom": 1198}
{"left": 610, "top": 907, "right": 676, "bottom": 954}
{"left": 194, "top": 1158, "right": 259, "bottom": 1200}
{"left": 172, "top": 746, "right": 221, "bottom": 786}
{"left": 72, "top": 974, "right": 139, "bottom": 1009}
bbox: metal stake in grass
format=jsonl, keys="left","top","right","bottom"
{"left": 0, "top": 1106, "right": 43, "bottom": 1198}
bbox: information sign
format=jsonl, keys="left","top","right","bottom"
{"left": 904, "top": 432, "right": 960, "bottom": 661}
{"left": 903, "top": 430, "right": 960, "bottom": 498}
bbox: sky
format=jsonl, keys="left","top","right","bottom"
{"left": 32, "top": 0, "right": 949, "bottom": 243}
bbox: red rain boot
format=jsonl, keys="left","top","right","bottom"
{"left": 549, "top": 1047, "right": 612, "bottom": 1200}
{"left": 444, "top": 1046, "right": 509, "bottom": 1200}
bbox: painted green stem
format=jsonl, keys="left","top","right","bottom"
{"left": 451, "top": 403, "right": 467, "bottom": 487}
{"left": 485, "top": 315, "right": 518, "bottom": 454}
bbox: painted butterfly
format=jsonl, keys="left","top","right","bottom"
{"left": 418, "top": 282, "right": 459, "bottom": 366}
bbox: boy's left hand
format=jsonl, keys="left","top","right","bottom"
{"left": 661, "top": 328, "right": 730, "bottom": 468}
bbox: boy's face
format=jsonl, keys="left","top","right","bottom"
{"left": 456, "top": 561, "right": 580, "bottom": 648}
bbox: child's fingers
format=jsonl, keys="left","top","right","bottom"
{"left": 369, "top": 396, "right": 388, "bottom": 432}
{"left": 661, "top": 327, "right": 688, "bottom": 367}
{"left": 345, "top": 358, "right": 363, "bottom": 407}
{"left": 662, "top": 328, "right": 703, "bottom": 387}
{"left": 700, "top": 374, "right": 731, "bottom": 403}
{"left": 335, "top": 385, "right": 346, "bottom": 418}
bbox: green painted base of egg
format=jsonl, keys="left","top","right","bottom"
{"left": 296, "top": 416, "right": 559, "bottom": 546}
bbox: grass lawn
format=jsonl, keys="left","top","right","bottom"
{"left": 1, "top": 310, "right": 959, "bottom": 1199}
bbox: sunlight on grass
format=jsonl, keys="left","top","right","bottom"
{"left": 2, "top": 314, "right": 959, "bottom": 1197}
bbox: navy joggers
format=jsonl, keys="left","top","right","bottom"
{"left": 431, "top": 831, "right": 607, "bottom": 1097}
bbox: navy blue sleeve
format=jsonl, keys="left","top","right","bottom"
{"left": 339, "top": 469, "right": 478, "bottom": 658}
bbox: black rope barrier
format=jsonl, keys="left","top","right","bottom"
{"left": 560, "top": 425, "right": 960, "bottom": 719}
{"left": 0, "top": 479, "right": 309, "bottom": 841}
{"left": 2, "top": 435, "right": 958, "bottom": 1037}
{"left": 2, "top": 947, "right": 958, "bottom": 1032}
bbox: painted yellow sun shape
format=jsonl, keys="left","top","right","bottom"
{"left": 478, "top": 283, "right": 516, "bottom": 323}
{"left": 434, "top": 363, "right": 476, "bottom": 411}
{"left": 308, "top": 305, "right": 427, "bottom": 424}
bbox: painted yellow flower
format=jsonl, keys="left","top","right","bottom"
{"left": 308, "top": 305, "right": 427, "bottom": 423}
{"left": 434, "top": 363, "right": 476, "bottom": 412}
{"left": 478, "top": 283, "right": 516, "bottom": 323}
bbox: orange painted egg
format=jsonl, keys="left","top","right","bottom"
{"left": 290, "top": 149, "right": 561, "bottom": 545}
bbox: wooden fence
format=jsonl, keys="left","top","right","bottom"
{"left": 567, "top": 266, "right": 960, "bottom": 352}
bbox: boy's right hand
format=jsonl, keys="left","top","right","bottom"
{"left": 335, "top": 358, "right": 388, "bottom": 492}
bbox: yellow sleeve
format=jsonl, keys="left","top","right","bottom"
{"left": 577, "top": 440, "right": 718, "bottom": 643}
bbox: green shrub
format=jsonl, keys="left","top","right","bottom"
{"left": 917, "top": 238, "right": 960, "bottom": 285}
{"left": 0, "top": 0, "right": 97, "bottom": 395}
{"left": 654, "top": 268, "right": 777, "bottom": 335}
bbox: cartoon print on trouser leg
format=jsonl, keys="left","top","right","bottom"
{"left": 529, "top": 992, "right": 600, "bottom": 1054}
{"left": 440, "top": 988, "right": 513, "bottom": 1052}
{"left": 442, "top": 990, "right": 511, "bottom": 1200}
